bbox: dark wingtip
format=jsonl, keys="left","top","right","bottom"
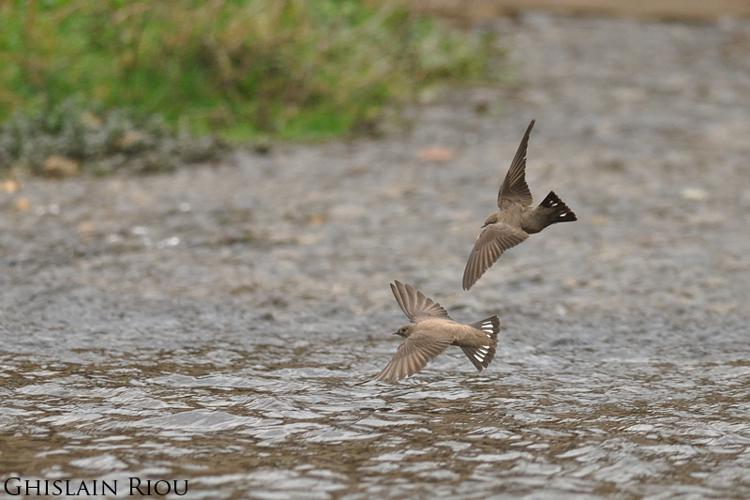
{"left": 462, "top": 272, "right": 474, "bottom": 291}
{"left": 462, "top": 252, "right": 479, "bottom": 290}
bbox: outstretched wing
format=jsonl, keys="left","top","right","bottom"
{"left": 375, "top": 331, "right": 452, "bottom": 383}
{"left": 498, "top": 120, "right": 535, "bottom": 209}
{"left": 390, "top": 280, "right": 450, "bottom": 323}
{"left": 462, "top": 224, "right": 529, "bottom": 290}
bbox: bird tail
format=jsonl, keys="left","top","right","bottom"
{"left": 537, "top": 191, "right": 577, "bottom": 226}
{"left": 462, "top": 315, "right": 500, "bottom": 371}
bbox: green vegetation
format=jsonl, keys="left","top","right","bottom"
{"left": 0, "top": 99, "right": 224, "bottom": 175}
{"left": 0, "top": 0, "right": 500, "bottom": 174}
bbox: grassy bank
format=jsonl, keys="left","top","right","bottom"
{"left": 0, "top": 0, "right": 499, "bottom": 174}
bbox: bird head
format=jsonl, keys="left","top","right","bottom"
{"left": 482, "top": 212, "right": 498, "bottom": 228}
{"left": 393, "top": 324, "right": 413, "bottom": 338}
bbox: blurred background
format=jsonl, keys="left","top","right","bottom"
{"left": 1, "top": 0, "right": 501, "bottom": 174}
{"left": 1, "top": 1, "right": 749, "bottom": 499}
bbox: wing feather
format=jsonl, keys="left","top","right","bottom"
{"left": 462, "top": 224, "right": 529, "bottom": 290}
{"left": 375, "top": 332, "right": 452, "bottom": 383}
{"left": 498, "top": 120, "right": 535, "bottom": 209}
{"left": 390, "top": 281, "right": 450, "bottom": 322}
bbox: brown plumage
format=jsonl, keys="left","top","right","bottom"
{"left": 375, "top": 281, "right": 500, "bottom": 383}
{"left": 462, "top": 120, "right": 577, "bottom": 290}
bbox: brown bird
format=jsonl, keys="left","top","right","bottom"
{"left": 462, "top": 120, "right": 577, "bottom": 290}
{"left": 375, "top": 280, "right": 500, "bottom": 383}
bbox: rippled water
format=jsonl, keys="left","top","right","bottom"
{"left": 3, "top": 342, "right": 748, "bottom": 498}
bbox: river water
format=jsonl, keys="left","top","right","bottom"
{"left": 2, "top": 343, "right": 748, "bottom": 498}
{"left": 2, "top": 12, "right": 750, "bottom": 499}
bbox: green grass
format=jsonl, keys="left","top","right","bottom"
{"left": 0, "top": 0, "right": 500, "bottom": 173}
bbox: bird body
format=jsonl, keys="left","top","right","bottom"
{"left": 398, "top": 318, "right": 495, "bottom": 348}
{"left": 375, "top": 281, "right": 500, "bottom": 383}
{"left": 462, "top": 120, "right": 577, "bottom": 290}
{"left": 484, "top": 191, "right": 566, "bottom": 234}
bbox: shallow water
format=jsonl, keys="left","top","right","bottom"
{"left": 3, "top": 342, "right": 749, "bottom": 498}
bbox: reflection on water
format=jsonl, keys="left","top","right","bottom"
{"left": 2, "top": 344, "right": 748, "bottom": 498}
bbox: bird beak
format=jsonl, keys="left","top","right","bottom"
{"left": 392, "top": 331, "right": 399, "bottom": 336}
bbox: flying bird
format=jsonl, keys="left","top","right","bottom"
{"left": 462, "top": 120, "right": 577, "bottom": 290}
{"left": 375, "top": 280, "right": 500, "bottom": 383}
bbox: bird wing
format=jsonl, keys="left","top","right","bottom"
{"left": 375, "top": 331, "right": 452, "bottom": 383}
{"left": 390, "top": 280, "right": 450, "bottom": 323}
{"left": 498, "top": 120, "right": 535, "bottom": 209}
{"left": 462, "top": 223, "right": 529, "bottom": 290}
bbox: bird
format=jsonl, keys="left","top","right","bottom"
{"left": 462, "top": 120, "right": 577, "bottom": 290}
{"left": 375, "top": 280, "right": 500, "bottom": 383}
